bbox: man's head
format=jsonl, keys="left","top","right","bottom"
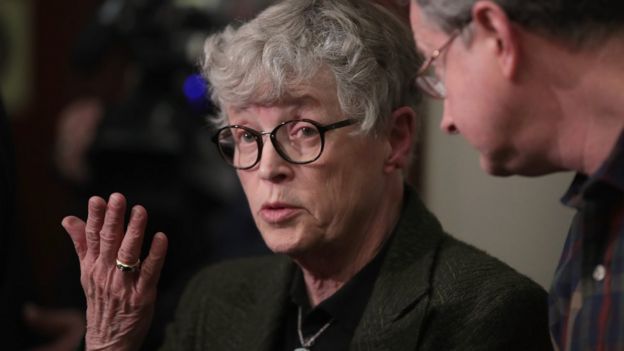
{"left": 409, "top": 0, "right": 624, "bottom": 176}
{"left": 203, "top": 0, "right": 421, "bottom": 259}
{"left": 413, "top": 0, "right": 624, "bottom": 46}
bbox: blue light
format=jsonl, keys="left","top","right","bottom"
{"left": 183, "top": 74, "right": 208, "bottom": 101}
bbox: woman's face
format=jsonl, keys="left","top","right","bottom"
{"left": 226, "top": 75, "right": 390, "bottom": 258}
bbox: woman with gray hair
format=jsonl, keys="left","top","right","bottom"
{"left": 62, "top": 0, "right": 551, "bottom": 350}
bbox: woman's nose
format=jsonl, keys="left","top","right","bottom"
{"left": 256, "top": 139, "right": 292, "bottom": 183}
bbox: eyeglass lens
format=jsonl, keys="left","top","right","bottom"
{"left": 215, "top": 120, "right": 324, "bottom": 169}
{"left": 416, "top": 70, "right": 447, "bottom": 99}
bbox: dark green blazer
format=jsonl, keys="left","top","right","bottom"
{"left": 161, "top": 192, "right": 552, "bottom": 350}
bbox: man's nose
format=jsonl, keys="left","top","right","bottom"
{"left": 440, "top": 101, "right": 459, "bottom": 135}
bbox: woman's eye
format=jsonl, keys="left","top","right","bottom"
{"left": 241, "top": 132, "right": 256, "bottom": 142}
{"left": 293, "top": 126, "right": 318, "bottom": 138}
{"left": 233, "top": 129, "right": 256, "bottom": 143}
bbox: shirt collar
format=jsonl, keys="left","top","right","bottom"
{"left": 562, "top": 129, "right": 624, "bottom": 208}
{"left": 289, "top": 240, "right": 389, "bottom": 331}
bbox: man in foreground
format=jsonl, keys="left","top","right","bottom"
{"left": 409, "top": 0, "right": 624, "bottom": 349}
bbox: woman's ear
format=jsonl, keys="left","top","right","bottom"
{"left": 384, "top": 106, "right": 417, "bottom": 173}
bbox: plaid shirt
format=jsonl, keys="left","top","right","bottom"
{"left": 549, "top": 131, "right": 624, "bottom": 351}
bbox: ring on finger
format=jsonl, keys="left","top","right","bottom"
{"left": 115, "top": 258, "right": 141, "bottom": 273}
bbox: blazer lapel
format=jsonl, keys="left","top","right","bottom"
{"left": 351, "top": 192, "right": 446, "bottom": 351}
{"left": 239, "top": 256, "right": 295, "bottom": 351}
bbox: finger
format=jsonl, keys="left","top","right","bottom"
{"left": 116, "top": 205, "right": 148, "bottom": 266}
{"left": 98, "top": 193, "right": 127, "bottom": 265}
{"left": 61, "top": 216, "right": 87, "bottom": 261}
{"left": 138, "top": 232, "right": 168, "bottom": 292}
{"left": 84, "top": 196, "right": 107, "bottom": 260}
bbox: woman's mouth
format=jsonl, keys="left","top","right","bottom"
{"left": 259, "top": 203, "right": 302, "bottom": 224}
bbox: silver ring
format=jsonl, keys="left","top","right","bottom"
{"left": 115, "top": 258, "right": 141, "bottom": 273}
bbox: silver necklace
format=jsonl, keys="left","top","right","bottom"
{"left": 294, "top": 306, "right": 334, "bottom": 351}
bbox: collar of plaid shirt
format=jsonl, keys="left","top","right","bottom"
{"left": 550, "top": 129, "right": 624, "bottom": 351}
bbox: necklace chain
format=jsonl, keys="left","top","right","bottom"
{"left": 297, "top": 306, "right": 334, "bottom": 349}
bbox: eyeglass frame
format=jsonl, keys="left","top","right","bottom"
{"left": 211, "top": 118, "right": 357, "bottom": 170}
{"left": 415, "top": 22, "right": 471, "bottom": 99}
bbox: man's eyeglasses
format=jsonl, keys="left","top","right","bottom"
{"left": 415, "top": 23, "right": 470, "bottom": 99}
{"left": 212, "top": 118, "right": 357, "bottom": 169}
{"left": 415, "top": 31, "right": 460, "bottom": 99}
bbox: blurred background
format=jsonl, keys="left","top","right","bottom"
{"left": 1, "top": 0, "right": 272, "bottom": 349}
{"left": 0, "top": 0, "right": 572, "bottom": 349}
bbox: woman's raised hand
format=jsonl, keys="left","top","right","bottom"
{"left": 62, "top": 193, "right": 168, "bottom": 351}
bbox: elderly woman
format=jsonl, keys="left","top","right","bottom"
{"left": 62, "top": 0, "right": 552, "bottom": 350}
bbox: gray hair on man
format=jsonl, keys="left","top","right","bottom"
{"left": 413, "top": 0, "right": 624, "bottom": 46}
{"left": 202, "top": 0, "right": 422, "bottom": 134}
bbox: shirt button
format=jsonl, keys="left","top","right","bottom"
{"left": 593, "top": 264, "right": 606, "bottom": 282}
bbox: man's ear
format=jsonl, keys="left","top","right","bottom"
{"left": 472, "top": 1, "right": 520, "bottom": 79}
{"left": 384, "top": 106, "right": 416, "bottom": 173}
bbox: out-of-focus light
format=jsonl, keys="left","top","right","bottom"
{"left": 183, "top": 73, "right": 208, "bottom": 102}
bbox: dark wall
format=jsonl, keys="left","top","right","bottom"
{"left": 10, "top": 0, "right": 117, "bottom": 304}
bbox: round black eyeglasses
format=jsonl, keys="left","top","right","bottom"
{"left": 211, "top": 118, "right": 357, "bottom": 169}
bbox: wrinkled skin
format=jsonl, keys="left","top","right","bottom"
{"left": 62, "top": 193, "right": 168, "bottom": 351}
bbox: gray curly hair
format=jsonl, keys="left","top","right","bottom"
{"left": 202, "top": 0, "right": 422, "bottom": 134}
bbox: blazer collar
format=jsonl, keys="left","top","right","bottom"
{"left": 352, "top": 188, "right": 446, "bottom": 350}
{"left": 240, "top": 255, "right": 293, "bottom": 351}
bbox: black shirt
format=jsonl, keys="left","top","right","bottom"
{"left": 276, "top": 242, "right": 390, "bottom": 351}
